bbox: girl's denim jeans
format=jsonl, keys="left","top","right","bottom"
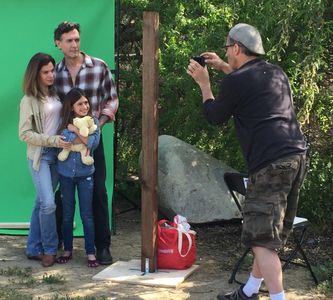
{"left": 59, "top": 174, "right": 95, "bottom": 255}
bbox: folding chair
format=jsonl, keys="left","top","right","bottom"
{"left": 224, "top": 172, "right": 318, "bottom": 286}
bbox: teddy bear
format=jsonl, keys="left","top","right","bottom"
{"left": 58, "top": 116, "right": 98, "bottom": 165}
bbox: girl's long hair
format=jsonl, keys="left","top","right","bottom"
{"left": 58, "top": 88, "right": 93, "bottom": 133}
{"left": 23, "top": 52, "right": 56, "bottom": 99}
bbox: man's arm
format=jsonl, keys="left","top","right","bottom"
{"left": 99, "top": 66, "right": 119, "bottom": 128}
{"left": 187, "top": 56, "right": 235, "bottom": 125}
{"left": 201, "top": 52, "right": 234, "bottom": 74}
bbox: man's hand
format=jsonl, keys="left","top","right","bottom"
{"left": 187, "top": 59, "right": 210, "bottom": 88}
{"left": 187, "top": 59, "right": 214, "bottom": 102}
{"left": 99, "top": 115, "right": 109, "bottom": 130}
{"left": 201, "top": 52, "right": 233, "bottom": 74}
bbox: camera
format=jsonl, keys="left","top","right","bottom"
{"left": 192, "top": 55, "right": 205, "bottom": 67}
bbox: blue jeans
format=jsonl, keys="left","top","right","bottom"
{"left": 26, "top": 148, "right": 58, "bottom": 256}
{"left": 59, "top": 174, "right": 96, "bottom": 255}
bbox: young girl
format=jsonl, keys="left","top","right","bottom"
{"left": 56, "top": 88, "right": 100, "bottom": 267}
{"left": 19, "top": 53, "right": 70, "bottom": 267}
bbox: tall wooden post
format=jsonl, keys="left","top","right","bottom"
{"left": 141, "top": 11, "right": 159, "bottom": 273}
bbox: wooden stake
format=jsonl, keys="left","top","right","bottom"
{"left": 141, "top": 11, "right": 159, "bottom": 273}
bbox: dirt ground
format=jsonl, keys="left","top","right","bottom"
{"left": 0, "top": 209, "right": 332, "bottom": 300}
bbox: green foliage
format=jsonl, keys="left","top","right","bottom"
{"left": 315, "top": 259, "right": 333, "bottom": 293}
{"left": 300, "top": 151, "right": 333, "bottom": 229}
{"left": 42, "top": 273, "right": 66, "bottom": 284}
{"left": 117, "top": 0, "right": 333, "bottom": 226}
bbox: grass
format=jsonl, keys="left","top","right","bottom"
{"left": 49, "top": 296, "right": 105, "bottom": 300}
{"left": 0, "top": 287, "right": 33, "bottom": 300}
{"left": 42, "top": 273, "right": 66, "bottom": 284}
{"left": 0, "top": 266, "right": 105, "bottom": 300}
{"left": 0, "top": 266, "right": 36, "bottom": 287}
{"left": 315, "top": 259, "right": 333, "bottom": 294}
{"left": 0, "top": 266, "right": 33, "bottom": 277}
{"left": 0, "top": 288, "right": 104, "bottom": 300}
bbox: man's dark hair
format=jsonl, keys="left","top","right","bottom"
{"left": 228, "top": 37, "right": 261, "bottom": 57}
{"left": 54, "top": 21, "right": 80, "bottom": 42}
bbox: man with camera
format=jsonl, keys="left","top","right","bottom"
{"left": 187, "top": 23, "right": 307, "bottom": 300}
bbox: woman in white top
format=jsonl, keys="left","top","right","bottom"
{"left": 19, "top": 53, "right": 70, "bottom": 267}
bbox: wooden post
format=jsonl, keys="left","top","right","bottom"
{"left": 141, "top": 11, "right": 159, "bottom": 273}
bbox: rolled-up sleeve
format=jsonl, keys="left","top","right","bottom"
{"left": 100, "top": 67, "right": 119, "bottom": 121}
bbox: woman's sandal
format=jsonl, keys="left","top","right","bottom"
{"left": 56, "top": 253, "right": 72, "bottom": 264}
{"left": 87, "top": 259, "right": 99, "bottom": 268}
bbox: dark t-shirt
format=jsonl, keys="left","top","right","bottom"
{"left": 203, "top": 58, "right": 307, "bottom": 174}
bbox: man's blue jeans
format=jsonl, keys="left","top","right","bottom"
{"left": 26, "top": 148, "right": 58, "bottom": 256}
{"left": 59, "top": 174, "right": 96, "bottom": 255}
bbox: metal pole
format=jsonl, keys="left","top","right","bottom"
{"left": 111, "top": 0, "right": 121, "bottom": 235}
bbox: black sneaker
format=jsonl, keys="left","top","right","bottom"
{"left": 96, "top": 248, "right": 113, "bottom": 265}
{"left": 217, "top": 285, "right": 259, "bottom": 300}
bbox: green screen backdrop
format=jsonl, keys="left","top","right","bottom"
{"left": 0, "top": 0, "right": 115, "bottom": 236}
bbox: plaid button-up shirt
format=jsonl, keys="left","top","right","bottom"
{"left": 54, "top": 52, "right": 118, "bottom": 121}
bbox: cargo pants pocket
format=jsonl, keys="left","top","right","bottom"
{"left": 242, "top": 201, "right": 274, "bottom": 245}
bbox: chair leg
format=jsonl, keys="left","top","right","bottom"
{"left": 282, "top": 227, "right": 318, "bottom": 285}
{"left": 297, "top": 243, "right": 319, "bottom": 285}
{"left": 228, "top": 248, "right": 251, "bottom": 284}
{"left": 282, "top": 228, "right": 305, "bottom": 271}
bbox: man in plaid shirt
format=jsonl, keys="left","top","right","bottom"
{"left": 53, "top": 21, "right": 118, "bottom": 265}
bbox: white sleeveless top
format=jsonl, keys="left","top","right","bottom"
{"left": 43, "top": 96, "right": 62, "bottom": 136}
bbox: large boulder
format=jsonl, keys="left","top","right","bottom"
{"left": 157, "top": 135, "right": 241, "bottom": 223}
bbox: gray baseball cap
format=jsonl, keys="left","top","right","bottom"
{"left": 228, "top": 23, "right": 265, "bottom": 55}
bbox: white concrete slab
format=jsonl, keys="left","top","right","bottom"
{"left": 92, "top": 259, "right": 199, "bottom": 288}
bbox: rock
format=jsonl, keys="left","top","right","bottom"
{"left": 157, "top": 135, "right": 241, "bottom": 223}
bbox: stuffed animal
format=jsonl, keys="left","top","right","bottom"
{"left": 58, "top": 116, "right": 97, "bottom": 165}
{"left": 73, "top": 116, "right": 97, "bottom": 137}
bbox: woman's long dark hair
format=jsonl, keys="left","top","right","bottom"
{"left": 23, "top": 52, "right": 56, "bottom": 99}
{"left": 58, "top": 88, "right": 93, "bottom": 133}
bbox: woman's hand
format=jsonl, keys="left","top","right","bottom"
{"left": 58, "top": 136, "right": 72, "bottom": 149}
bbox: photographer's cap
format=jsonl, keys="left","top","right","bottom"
{"left": 228, "top": 23, "right": 265, "bottom": 55}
